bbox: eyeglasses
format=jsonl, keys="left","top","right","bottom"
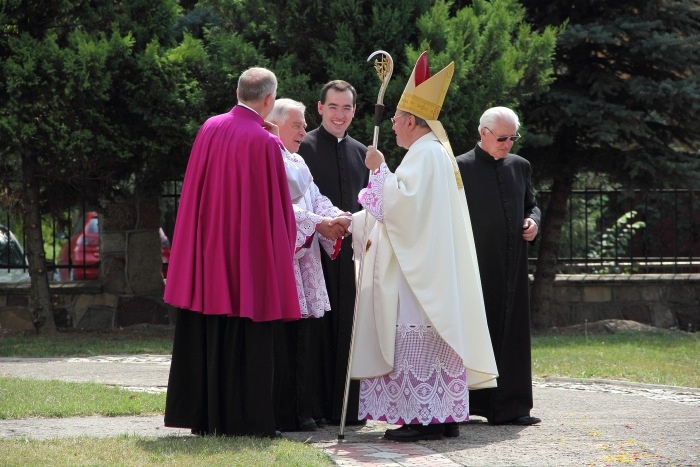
{"left": 485, "top": 127, "right": 521, "bottom": 142}
{"left": 391, "top": 112, "right": 408, "bottom": 125}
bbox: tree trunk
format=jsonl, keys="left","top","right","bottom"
{"left": 531, "top": 174, "right": 573, "bottom": 329}
{"left": 21, "top": 151, "right": 56, "bottom": 334}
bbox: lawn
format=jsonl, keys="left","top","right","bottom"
{"left": 0, "top": 323, "right": 696, "bottom": 466}
{"left": 531, "top": 331, "right": 699, "bottom": 388}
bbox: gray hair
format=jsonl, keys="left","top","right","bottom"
{"left": 402, "top": 112, "right": 429, "bottom": 128}
{"left": 268, "top": 98, "right": 306, "bottom": 125}
{"left": 478, "top": 106, "right": 520, "bottom": 133}
{"left": 412, "top": 114, "right": 429, "bottom": 128}
{"left": 237, "top": 67, "right": 277, "bottom": 103}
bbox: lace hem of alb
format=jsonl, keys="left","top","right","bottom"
{"left": 359, "top": 324, "right": 469, "bottom": 425}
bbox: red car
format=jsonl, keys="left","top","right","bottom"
{"left": 55, "top": 212, "right": 170, "bottom": 281}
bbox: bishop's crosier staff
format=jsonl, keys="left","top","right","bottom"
{"left": 338, "top": 49, "right": 393, "bottom": 441}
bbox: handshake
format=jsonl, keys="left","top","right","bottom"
{"left": 316, "top": 213, "right": 352, "bottom": 241}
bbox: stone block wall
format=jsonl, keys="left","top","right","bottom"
{"left": 548, "top": 274, "right": 700, "bottom": 332}
{"left": 1, "top": 274, "right": 698, "bottom": 332}
{"left": 0, "top": 282, "right": 172, "bottom": 332}
{"left": 0, "top": 200, "right": 173, "bottom": 333}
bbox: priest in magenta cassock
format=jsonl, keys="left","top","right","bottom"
{"left": 163, "top": 67, "right": 300, "bottom": 438}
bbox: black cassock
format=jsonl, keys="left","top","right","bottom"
{"left": 295, "top": 124, "right": 369, "bottom": 424}
{"left": 456, "top": 144, "right": 541, "bottom": 423}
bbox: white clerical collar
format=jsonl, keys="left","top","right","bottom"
{"left": 321, "top": 123, "right": 346, "bottom": 142}
{"left": 237, "top": 102, "right": 259, "bottom": 115}
{"left": 477, "top": 141, "right": 499, "bottom": 160}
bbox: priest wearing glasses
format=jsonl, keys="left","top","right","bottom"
{"left": 456, "top": 106, "right": 542, "bottom": 426}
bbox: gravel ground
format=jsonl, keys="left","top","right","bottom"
{"left": 1, "top": 355, "right": 698, "bottom": 466}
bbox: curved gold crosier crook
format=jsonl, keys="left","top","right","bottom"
{"left": 366, "top": 50, "right": 394, "bottom": 149}
{"left": 337, "top": 49, "right": 394, "bottom": 441}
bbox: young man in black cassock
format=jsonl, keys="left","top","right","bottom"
{"left": 296, "top": 80, "right": 369, "bottom": 427}
{"left": 456, "top": 106, "right": 542, "bottom": 426}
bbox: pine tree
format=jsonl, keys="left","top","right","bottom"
{"left": 518, "top": 0, "right": 700, "bottom": 326}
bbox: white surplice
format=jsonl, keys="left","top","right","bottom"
{"left": 284, "top": 150, "right": 344, "bottom": 318}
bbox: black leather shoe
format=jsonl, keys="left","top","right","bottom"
{"left": 298, "top": 418, "right": 317, "bottom": 431}
{"left": 493, "top": 415, "right": 541, "bottom": 426}
{"left": 512, "top": 416, "right": 541, "bottom": 425}
{"left": 384, "top": 424, "right": 444, "bottom": 442}
{"left": 443, "top": 422, "right": 460, "bottom": 437}
{"left": 385, "top": 424, "right": 411, "bottom": 436}
{"left": 314, "top": 418, "right": 328, "bottom": 428}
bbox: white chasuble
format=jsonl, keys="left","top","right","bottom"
{"left": 350, "top": 133, "right": 498, "bottom": 390}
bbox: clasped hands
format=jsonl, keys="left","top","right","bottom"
{"left": 316, "top": 213, "right": 352, "bottom": 241}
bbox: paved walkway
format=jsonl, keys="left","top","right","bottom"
{"left": 1, "top": 355, "right": 699, "bottom": 466}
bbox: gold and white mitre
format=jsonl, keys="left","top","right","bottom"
{"left": 397, "top": 51, "right": 462, "bottom": 187}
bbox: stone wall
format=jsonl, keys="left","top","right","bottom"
{"left": 0, "top": 200, "right": 173, "bottom": 333}
{"left": 1, "top": 274, "right": 698, "bottom": 332}
{"left": 547, "top": 274, "right": 700, "bottom": 332}
{"left": 0, "top": 282, "right": 172, "bottom": 332}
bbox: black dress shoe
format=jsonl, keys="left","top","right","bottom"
{"left": 512, "top": 415, "right": 541, "bottom": 425}
{"left": 314, "top": 418, "right": 328, "bottom": 428}
{"left": 298, "top": 418, "right": 318, "bottom": 431}
{"left": 443, "top": 422, "right": 460, "bottom": 437}
{"left": 492, "top": 415, "right": 541, "bottom": 426}
{"left": 384, "top": 424, "right": 444, "bottom": 442}
{"left": 385, "top": 424, "right": 411, "bottom": 436}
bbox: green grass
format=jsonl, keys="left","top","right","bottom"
{"left": 0, "top": 436, "right": 333, "bottom": 466}
{"left": 532, "top": 331, "right": 699, "bottom": 388}
{"left": 0, "top": 326, "right": 696, "bottom": 466}
{"left": 0, "top": 327, "right": 174, "bottom": 357}
{"left": 0, "top": 327, "right": 332, "bottom": 465}
{"left": 0, "top": 378, "right": 165, "bottom": 419}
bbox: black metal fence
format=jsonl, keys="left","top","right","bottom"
{"left": 532, "top": 188, "right": 699, "bottom": 274}
{"left": 0, "top": 204, "right": 102, "bottom": 281}
{"left": 2, "top": 187, "right": 698, "bottom": 281}
{"left": 160, "top": 180, "right": 183, "bottom": 245}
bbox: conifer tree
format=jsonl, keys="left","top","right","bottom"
{"left": 518, "top": 0, "right": 700, "bottom": 326}
{"left": 203, "top": 0, "right": 558, "bottom": 165}
{"left": 0, "top": 0, "right": 206, "bottom": 331}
